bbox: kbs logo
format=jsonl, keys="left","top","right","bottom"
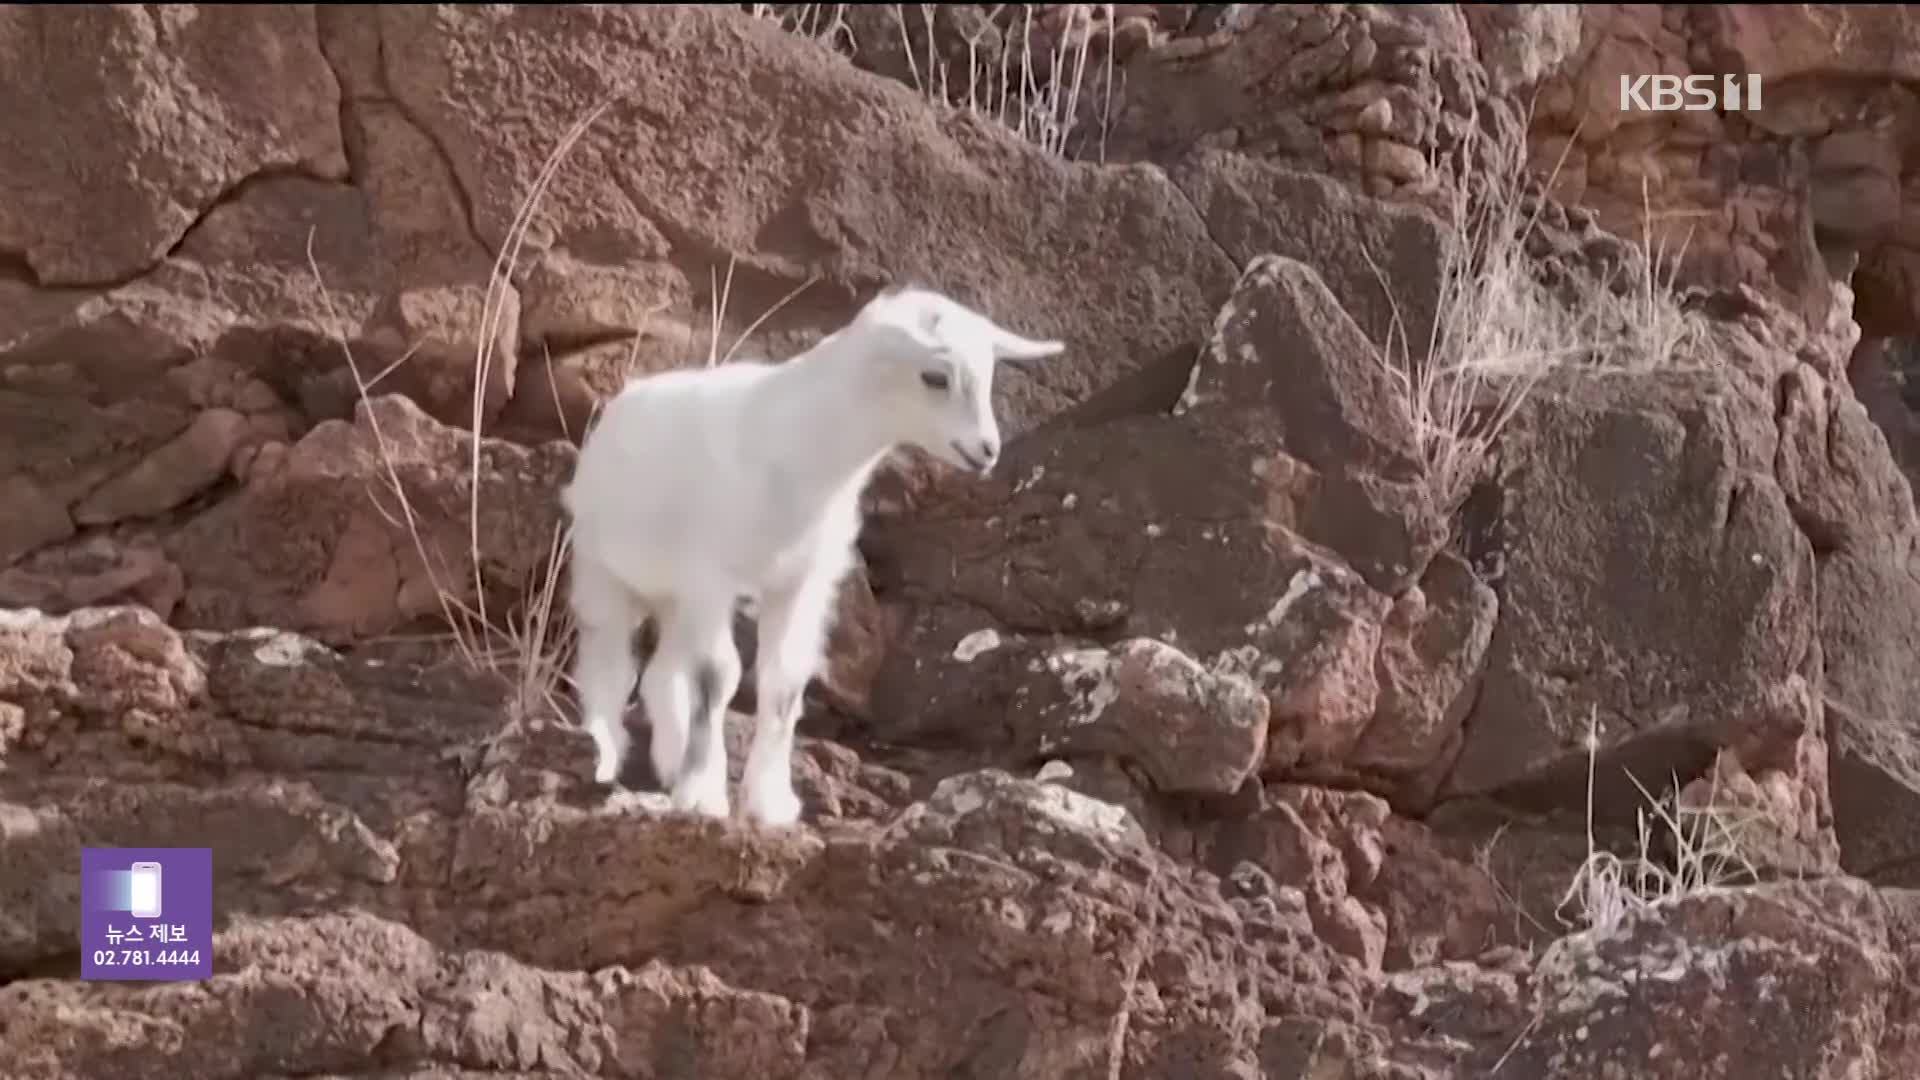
{"left": 1618, "top": 74, "right": 1763, "bottom": 112}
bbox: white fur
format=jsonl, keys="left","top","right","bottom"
{"left": 560, "top": 286, "right": 1065, "bottom": 826}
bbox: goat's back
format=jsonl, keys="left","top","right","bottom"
{"left": 563, "top": 362, "right": 834, "bottom": 598}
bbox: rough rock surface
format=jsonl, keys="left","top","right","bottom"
{"left": 7, "top": 4, "right": 1920, "bottom": 1077}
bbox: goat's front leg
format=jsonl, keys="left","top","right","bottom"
{"left": 651, "top": 597, "right": 741, "bottom": 820}
{"left": 742, "top": 570, "right": 836, "bottom": 828}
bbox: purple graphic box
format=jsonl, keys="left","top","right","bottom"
{"left": 80, "top": 847, "right": 213, "bottom": 981}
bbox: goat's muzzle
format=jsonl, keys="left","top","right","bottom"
{"left": 950, "top": 439, "right": 997, "bottom": 477}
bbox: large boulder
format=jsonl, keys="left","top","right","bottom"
{"left": 870, "top": 253, "right": 1491, "bottom": 810}
{"left": 1440, "top": 362, "right": 1837, "bottom": 875}
{"left": 345, "top": 3, "right": 1242, "bottom": 437}
{"left": 164, "top": 394, "right": 575, "bottom": 643}
{"left": 0, "top": 4, "right": 347, "bottom": 285}
{"left": 1376, "top": 879, "right": 1912, "bottom": 1077}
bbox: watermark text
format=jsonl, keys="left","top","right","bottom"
{"left": 1619, "top": 74, "right": 1762, "bottom": 112}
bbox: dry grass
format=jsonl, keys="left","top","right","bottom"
{"left": 698, "top": 256, "right": 822, "bottom": 370}
{"left": 902, "top": 3, "right": 1118, "bottom": 160}
{"left": 1366, "top": 126, "right": 1579, "bottom": 512}
{"left": 1367, "top": 121, "right": 1709, "bottom": 513}
{"left": 1482, "top": 708, "right": 1765, "bottom": 1071}
{"left": 1555, "top": 708, "right": 1764, "bottom": 937}
{"left": 303, "top": 98, "right": 621, "bottom": 724}
{"left": 1613, "top": 175, "right": 1710, "bottom": 373}
{"left": 751, "top": 3, "right": 1119, "bottom": 161}
{"left": 748, "top": 2, "right": 857, "bottom": 53}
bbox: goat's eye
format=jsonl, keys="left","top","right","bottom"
{"left": 920, "top": 370, "right": 951, "bottom": 392}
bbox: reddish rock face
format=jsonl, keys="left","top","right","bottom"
{"left": 1444, "top": 372, "right": 1817, "bottom": 794}
{"left": 867, "top": 253, "right": 1488, "bottom": 809}
{"left": 0, "top": 6, "right": 348, "bottom": 286}
{"left": 7, "top": 4, "right": 1920, "bottom": 1076}
{"left": 161, "top": 394, "right": 576, "bottom": 644}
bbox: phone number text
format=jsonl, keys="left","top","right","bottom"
{"left": 90, "top": 948, "right": 202, "bottom": 967}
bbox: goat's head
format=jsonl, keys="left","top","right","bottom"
{"left": 852, "top": 285, "right": 1065, "bottom": 477}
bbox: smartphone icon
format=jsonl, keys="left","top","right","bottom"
{"left": 128, "top": 861, "right": 163, "bottom": 919}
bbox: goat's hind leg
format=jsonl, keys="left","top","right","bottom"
{"left": 743, "top": 569, "right": 837, "bottom": 828}
{"left": 647, "top": 591, "right": 741, "bottom": 820}
{"left": 569, "top": 547, "right": 641, "bottom": 785}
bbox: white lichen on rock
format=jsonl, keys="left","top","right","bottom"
{"left": 924, "top": 769, "right": 1142, "bottom": 845}
{"left": 1046, "top": 646, "right": 1121, "bottom": 727}
{"left": 952, "top": 628, "right": 1003, "bottom": 663}
{"left": 243, "top": 629, "right": 333, "bottom": 668}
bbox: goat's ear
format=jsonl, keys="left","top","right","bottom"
{"left": 899, "top": 306, "right": 946, "bottom": 351}
{"left": 993, "top": 330, "right": 1066, "bottom": 372}
{"left": 872, "top": 289, "right": 946, "bottom": 349}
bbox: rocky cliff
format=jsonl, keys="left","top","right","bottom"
{"left": 5, "top": 5, "right": 1920, "bottom": 1078}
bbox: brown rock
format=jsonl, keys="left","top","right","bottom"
{"left": 0, "top": 197, "right": 378, "bottom": 597}
{"left": 1181, "top": 253, "right": 1447, "bottom": 592}
{"left": 165, "top": 394, "right": 575, "bottom": 643}
{"left": 605, "top": 960, "right": 811, "bottom": 1077}
{"left": 493, "top": 337, "right": 638, "bottom": 446}
{"left": 1354, "top": 96, "right": 1393, "bottom": 137}
{"left": 1207, "top": 784, "right": 1391, "bottom": 969}
{"left": 1170, "top": 151, "right": 1450, "bottom": 367}
{"left": 1037, "top": 637, "right": 1270, "bottom": 795}
{"left": 1467, "top": 880, "right": 1897, "bottom": 1076}
{"left": 1347, "top": 550, "right": 1497, "bottom": 787}
{"left": 4, "top": 589, "right": 1913, "bottom": 1078}
{"left": 1698, "top": 5, "right": 1920, "bottom": 87}
{"left": 1446, "top": 369, "right": 1818, "bottom": 824}
{"left": 1328, "top": 131, "right": 1365, "bottom": 168}
{"left": 1857, "top": 245, "right": 1920, "bottom": 338}
{"left": 371, "top": 3, "right": 1239, "bottom": 437}
{"left": 1879, "top": 889, "right": 1920, "bottom": 1074}
{"left": 0, "top": 5, "right": 347, "bottom": 285}
{"left": 1810, "top": 130, "right": 1903, "bottom": 240}
{"left": 868, "top": 415, "right": 1395, "bottom": 776}
{"left": 71, "top": 408, "right": 251, "bottom": 526}
{"left": 0, "top": 909, "right": 813, "bottom": 1078}
{"left": 812, "top": 564, "right": 892, "bottom": 723}
{"left": 1359, "top": 814, "right": 1516, "bottom": 968}
{"left": 1364, "top": 138, "right": 1428, "bottom": 185}
{"left": 1108, "top": 2, "right": 1507, "bottom": 197}
{"left": 1257, "top": 560, "right": 1390, "bottom": 772}
{"left": 866, "top": 613, "right": 1271, "bottom": 796}
{"left": 1110, "top": 15, "right": 1157, "bottom": 62}
{"left": 516, "top": 251, "right": 682, "bottom": 354}
{"left": 0, "top": 285, "right": 228, "bottom": 521}
{"left": 0, "top": 605, "right": 226, "bottom": 786}
{"left": 1768, "top": 358, "right": 1920, "bottom": 882}
{"left": 871, "top": 256, "right": 1468, "bottom": 792}
{"left": 359, "top": 283, "right": 520, "bottom": 431}
{"left": 0, "top": 537, "right": 184, "bottom": 622}
{"left": 6, "top": 7, "right": 1920, "bottom": 1077}
{"left": 1459, "top": 3, "right": 1582, "bottom": 92}
{"left": 0, "top": 475, "right": 74, "bottom": 569}
{"left": 346, "top": 100, "right": 493, "bottom": 285}
{"left": 1679, "top": 747, "right": 1836, "bottom": 875}
{"left": 166, "top": 173, "right": 386, "bottom": 338}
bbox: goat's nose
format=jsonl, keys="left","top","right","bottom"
{"left": 976, "top": 439, "right": 1000, "bottom": 467}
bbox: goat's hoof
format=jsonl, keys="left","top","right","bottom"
{"left": 744, "top": 783, "right": 803, "bottom": 829}
{"left": 589, "top": 728, "right": 630, "bottom": 785}
{"left": 670, "top": 770, "right": 731, "bottom": 820}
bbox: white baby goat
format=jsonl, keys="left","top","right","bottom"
{"left": 559, "top": 285, "right": 1065, "bottom": 827}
